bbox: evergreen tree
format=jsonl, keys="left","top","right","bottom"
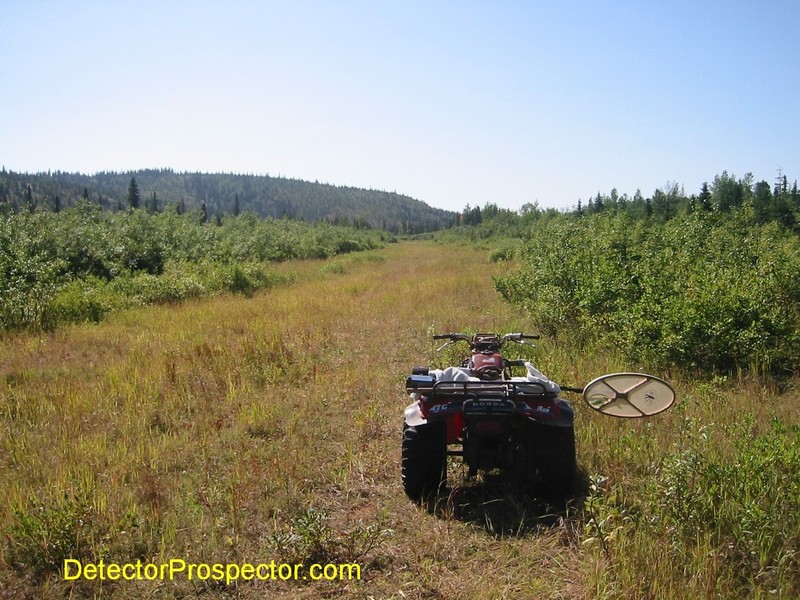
{"left": 127, "top": 177, "right": 141, "bottom": 209}
{"left": 712, "top": 172, "right": 743, "bottom": 212}
{"left": 25, "top": 184, "right": 34, "bottom": 212}
{"left": 753, "top": 181, "right": 772, "bottom": 223}
{"left": 461, "top": 204, "right": 482, "bottom": 226}
{"left": 699, "top": 182, "right": 712, "bottom": 211}
{"left": 768, "top": 191, "right": 795, "bottom": 229}
{"left": 233, "top": 192, "right": 240, "bottom": 216}
{"left": 594, "top": 192, "right": 604, "bottom": 213}
{"left": 148, "top": 191, "right": 159, "bottom": 214}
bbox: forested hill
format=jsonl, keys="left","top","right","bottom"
{"left": 0, "top": 168, "right": 457, "bottom": 233}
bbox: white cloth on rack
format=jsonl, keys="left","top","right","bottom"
{"left": 429, "top": 363, "right": 560, "bottom": 394}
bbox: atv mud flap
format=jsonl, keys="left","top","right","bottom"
{"left": 462, "top": 399, "right": 516, "bottom": 472}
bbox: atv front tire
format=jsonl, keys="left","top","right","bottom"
{"left": 402, "top": 421, "right": 447, "bottom": 501}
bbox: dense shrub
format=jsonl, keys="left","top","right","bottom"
{"left": 496, "top": 209, "right": 800, "bottom": 375}
{"left": 0, "top": 206, "right": 380, "bottom": 330}
{"left": 0, "top": 214, "right": 65, "bottom": 329}
{"left": 45, "top": 278, "right": 117, "bottom": 325}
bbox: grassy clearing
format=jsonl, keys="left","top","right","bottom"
{"left": 1, "top": 241, "right": 799, "bottom": 598}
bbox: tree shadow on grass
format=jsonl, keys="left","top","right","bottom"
{"left": 420, "top": 467, "right": 590, "bottom": 537}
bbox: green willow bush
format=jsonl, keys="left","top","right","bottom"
{"left": 0, "top": 203, "right": 383, "bottom": 330}
{"left": 495, "top": 208, "right": 800, "bottom": 375}
{"left": 0, "top": 213, "right": 65, "bottom": 330}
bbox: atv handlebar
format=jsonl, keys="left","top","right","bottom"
{"left": 433, "top": 332, "right": 540, "bottom": 352}
{"left": 434, "top": 333, "right": 470, "bottom": 352}
{"left": 434, "top": 332, "right": 539, "bottom": 340}
{"left": 504, "top": 332, "right": 540, "bottom": 341}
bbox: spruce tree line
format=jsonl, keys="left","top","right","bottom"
{"left": 0, "top": 169, "right": 456, "bottom": 233}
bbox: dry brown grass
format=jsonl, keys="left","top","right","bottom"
{"left": 0, "top": 242, "right": 585, "bottom": 598}
{"left": 2, "top": 241, "right": 799, "bottom": 599}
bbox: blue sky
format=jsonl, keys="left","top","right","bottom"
{"left": 1, "top": 1, "right": 798, "bottom": 212}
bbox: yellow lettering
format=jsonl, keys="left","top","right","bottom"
{"left": 225, "top": 563, "right": 239, "bottom": 585}
{"left": 63, "top": 559, "right": 82, "bottom": 580}
{"left": 340, "top": 563, "right": 361, "bottom": 580}
{"left": 169, "top": 558, "right": 185, "bottom": 580}
{"left": 278, "top": 563, "right": 292, "bottom": 580}
{"left": 256, "top": 563, "right": 271, "bottom": 579}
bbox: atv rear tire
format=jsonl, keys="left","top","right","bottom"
{"left": 402, "top": 421, "right": 447, "bottom": 501}
{"left": 526, "top": 421, "right": 577, "bottom": 497}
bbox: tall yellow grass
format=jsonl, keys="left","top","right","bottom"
{"left": 1, "top": 241, "right": 799, "bottom": 598}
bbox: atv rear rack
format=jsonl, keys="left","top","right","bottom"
{"left": 406, "top": 376, "right": 556, "bottom": 399}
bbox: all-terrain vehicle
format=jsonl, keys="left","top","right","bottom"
{"left": 402, "top": 332, "right": 675, "bottom": 501}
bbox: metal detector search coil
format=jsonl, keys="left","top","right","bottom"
{"left": 583, "top": 373, "right": 675, "bottom": 418}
